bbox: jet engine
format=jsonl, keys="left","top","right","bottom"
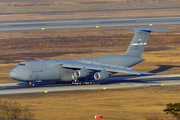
{"left": 74, "top": 70, "right": 89, "bottom": 78}
{"left": 94, "top": 71, "right": 109, "bottom": 80}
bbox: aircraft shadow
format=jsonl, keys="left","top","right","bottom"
{"left": 97, "top": 75, "right": 180, "bottom": 85}
{"left": 149, "top": 65, "right": 180, "bottom": 73}
{"left": 97, "top": 65, "right": 180, "bottom": 85}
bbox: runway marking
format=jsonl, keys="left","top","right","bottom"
{"left": 134, "top": 84, "right": 142, "bottom": 86}
{"left": 120, "top": 83, "right": 128, "bottom": 85}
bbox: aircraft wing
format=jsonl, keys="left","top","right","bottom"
{"left": 60, "top": 61, "right": 153, "bottom": 75}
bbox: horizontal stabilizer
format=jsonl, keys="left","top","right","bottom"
{"left": 130, "top": 28, "right": 169, "bottom": 32}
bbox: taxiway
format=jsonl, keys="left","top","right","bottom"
{"left": 0, "top": 17, "right": 180, "bottom": 31}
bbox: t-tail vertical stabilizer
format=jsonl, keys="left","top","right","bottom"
{"left": 125, "top": 28, "right": 169, "bottom": 58}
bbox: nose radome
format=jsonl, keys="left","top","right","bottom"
{"left": 9, "top": 70, "right": 18, "bottom": 80}
{"left": 9, "top": 68, "right": 29, "bottom": 81}
{"left": 9, "top": 69, "right": 22, "bottom": 80}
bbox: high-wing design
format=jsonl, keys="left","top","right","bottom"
{"left": 61, "top": 61, "right": 152, "bottom": 75}
{"left": 9, "top": 28, "right": 169, "bottom": 86}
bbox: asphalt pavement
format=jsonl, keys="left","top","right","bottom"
{"left": 0, "top": 17, "right": 180, "bottom": 31}
{"left": 1, "top": 74, "right": 180, "bottom": 95}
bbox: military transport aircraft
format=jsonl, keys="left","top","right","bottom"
{"left": 9, "top": 28, "right": 169, "bottom": 86}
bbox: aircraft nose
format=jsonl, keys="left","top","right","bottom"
{"left": 9, "top": 69, "right": 20, "bottom": 80}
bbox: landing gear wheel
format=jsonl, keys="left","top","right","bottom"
{"left": 71, "top": 80, "right": 83, "bottom": 85}
{"left": 27, "top": 82, "right": 35, "bottom": 87}
{"left": 72, "top": 80, "right": 93, "bottom": 85}
{"left": 56, "top": 81, "right": 64, "bottom": 84}
{"left": 27, "top": 84, "right": 35, "bottom": 87}
{"left": 83, "top": 82, "right": 92, "bottom": 85}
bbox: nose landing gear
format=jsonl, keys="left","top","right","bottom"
{"left": 27, "top": 82, "right": 35, "bottom": 87}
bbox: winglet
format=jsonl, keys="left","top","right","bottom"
{"left": 130, "top": 28, "right": 169, "bottom": 32}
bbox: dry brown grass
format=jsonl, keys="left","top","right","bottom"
{"left": 0, "top": 0, "right": 179, "bottom": 5}
{"left": 1, "top": 86, "right": 179, "bottom": 120}
{"left": 0, "top": 77, "right": 18, "bottom": 83}
{"left": 0, "top": 1, "right": 180, "bottom": 120}
{"left": 0, "top": 8, "right": 179, "bottom": 23}
{"left": 1, "top": 1, "right": 178, "bottom": 13}
{"left": 0, "top": 25, "right": 179, "bottom": 51}
{"left": 0, "top": 25, "right": 180, "bottom": 80}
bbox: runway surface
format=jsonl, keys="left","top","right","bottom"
{"left": 0, "top": 17, "right": 180, "bottom": 31}
{"left": 1, "top": 74, "right": 180, "bottom": 95}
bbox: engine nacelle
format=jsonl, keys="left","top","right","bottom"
{"left": 74, "top": 70, "right": 89, "bottom": 78}
{"left": 94, "top": 71, "right": 109, "bottom": 80}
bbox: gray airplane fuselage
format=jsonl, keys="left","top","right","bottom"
{"left": 9, "top": 55, "right": 144, "bottom": 82}
{"left": 9, "top": 28, "right": 169, "bottom": 84}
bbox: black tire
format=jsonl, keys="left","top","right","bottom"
{"left": 27, "top": 84, "right": 35, "bottom": 87}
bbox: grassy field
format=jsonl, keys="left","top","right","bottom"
{"left": 1, "top": 25, "right": 180, "bottom": 82}
{"left": 1, "top": 29, "right": 178, "bottom": 119}
{"left": 1, "top": 86, "right": 180, "bottom": 120}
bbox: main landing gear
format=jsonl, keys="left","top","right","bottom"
{"left": 71, "top": 80, "right": 93, "bottom": 85}
{"left": 72, "top": 74, "right": 93, "bottom": 85}
{"left": 56, "top": 81, "right": 68, "bottom": 84}
{"left": 27, "top": 82, "right": 35, "bottom": 87}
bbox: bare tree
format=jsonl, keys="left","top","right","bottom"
{"left": 0, "top": 99, "right": 34, "bottom": 120}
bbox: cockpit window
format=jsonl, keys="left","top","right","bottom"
{"left": 19, "top": 63, "right": 25, "bottom": 66}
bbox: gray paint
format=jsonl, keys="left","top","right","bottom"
{"left": 9, "top": 28, "right": 169, "bottom": 83}
{"left": 77, "top": 55, "right": 144, "bottom": 67}
{"left": 125, "top": 31, "right": 150, "bottom": 57}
